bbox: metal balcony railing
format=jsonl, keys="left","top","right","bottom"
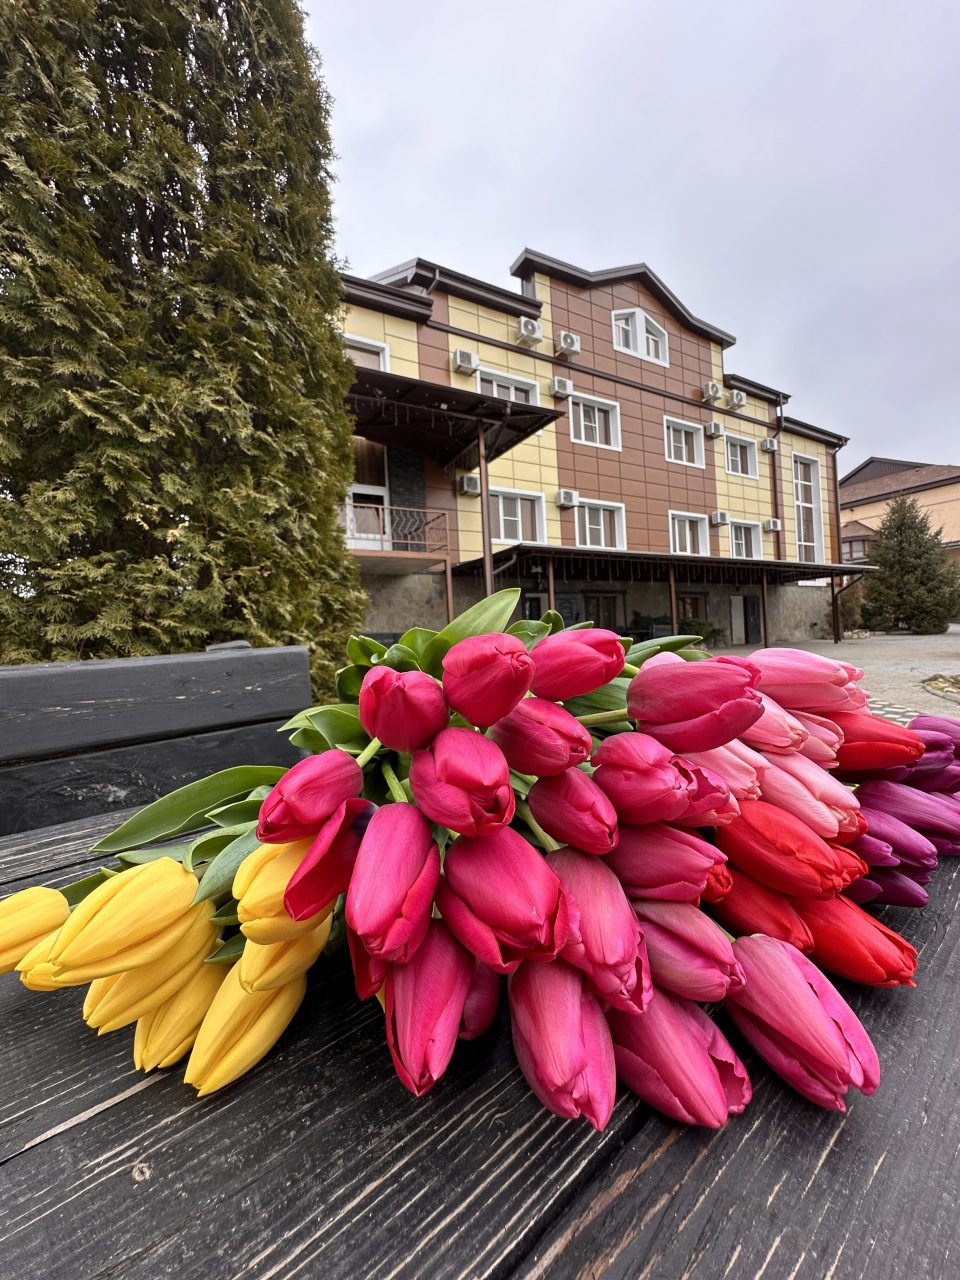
{"left": 342, "top": 502, "right": 450, "bottom": 555}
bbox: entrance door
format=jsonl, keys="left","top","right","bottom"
{"left": 744, "top": 595, "right": 763, "bottom": 645}
{"left": 730, "top": 595, "right": 746, "bottom": 645}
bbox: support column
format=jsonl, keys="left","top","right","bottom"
{"left": 477, "top": 423, "right": 494, "bottom": 598}
{"left": 546, "top": 556, "right": 556, "bottom": 612}
{"left": 443, "top": 557, "right": 455, "bottom": 625}
{"left": 668, "top": 564, "right": 679, "bottom": 632}
{"left": 831, "top": 575, "right": 841, "bottom": 644}
{"left": 760, "top": 569, "right": 769, "bottom": 648}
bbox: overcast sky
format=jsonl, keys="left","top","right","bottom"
{"left": 303, "top": 0, "right": 959, "bottom": 474}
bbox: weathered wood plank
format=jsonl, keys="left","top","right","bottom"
{"left": 0, "top": 646, "right": 311, "bottom": 763}
{"left": 510, "top": 860, "right": 960, "bottom": 1280}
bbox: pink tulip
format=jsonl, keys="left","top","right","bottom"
{"left": 384, "top": 920, "right": 474, "bottom": 1096}
{"left": 527, "top": 768, "right": 618, "bottom": 854}
{"left": 591, "top": 732, "right": 694, "bottom": 824}
{"left": 605, "top": 824, "right": 727, "bottom": 903}
{"left": 257, "top": 750, "right": 363, "bottom": 842}
{"left": 630, "top": 900, "right": 745, "bottom": 1002}
{"left": 739, "top": 693, "right": 808, "bottom": 753}
{"left": 759, "top": 751, "right": 861, "bottom": 840}
{"left": 609, "top": 989, "right": 752, "bottom": 1128}
{"left": 509, "top": 960, "right": 617, "bottom": 1130}
{"left": 345, "top": 804, "right": 440, "bottom": 964}
{"left": 747, "top": 648, "right": 868, "bottom": 714}
{"left": 441, "top": 633, "right": 534, "bottom": 729}
{"left": 793, "top": 710, "right": 844, "bottom": 767}
{"left": 347, "top": 926, "right": 389, "bottom": 999}
{"left": 459, "top": 961, "right": 501, "bottom": 1040}
{"left": 547, "top": 848, "right": 651, "bottom": 1014}
{"left": 673, "top": 763, "right": 739, "bottom": 827}
{"left": 682, "top": 742, "right": 765, "bottom": 800}
{"left": 488, "top": 697, "right": 593, "bottom": 777}
{"left": 529, "top": 628, "right": 625, "bottom": 701}
{"left": 435, "top": 827, "right": 571, "bottom": 972}
{"left": 284, "top": 798, "right": 377, "bottom": 921}
{"left": 626, "top": 653, "right": 763, "bottom": 752}
{"left": 358, "top": 666, "right": 449, "bottom": 753}
{"left": 409, "top": 727, "right": 514, "bottom": 837}
{"left": 724, "top": 934, "right": 880, "bottom": 1111}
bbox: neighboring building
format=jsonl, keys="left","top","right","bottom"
{"left": 840, "top": 519, "right": 876, "bottom": 565}
{"left": 339, "top": 251, "right": 850, "bottom": 646}
{"left": 839, "top": 457, "right": 960, "bottom": 565}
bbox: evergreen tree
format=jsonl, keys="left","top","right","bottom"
{"left": 0, "top": 0, "right": 365, "bottom": 693}
{"left": 862, "top": 495, "right": 960, "bottom": 633}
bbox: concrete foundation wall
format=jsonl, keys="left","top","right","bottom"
{"left": 767, "top": 584, "right": 834, "bottom": 643}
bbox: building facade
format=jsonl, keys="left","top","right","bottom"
{"left": 340, "top": 251, "right": 849, "bottom": 646}
{"left": 839, "top": 457, "right": 960, "bottom": 565}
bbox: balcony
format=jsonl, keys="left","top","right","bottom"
{"left": 342, "top": 502, "right": 450, "bottom": 574}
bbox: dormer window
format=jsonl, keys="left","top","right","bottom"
{"left": 611, "top": 308, "right": 669, "bottom": 366}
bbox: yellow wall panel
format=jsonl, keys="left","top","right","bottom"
{"left": 844, "top": 485, "right": 960, "bottom": 544}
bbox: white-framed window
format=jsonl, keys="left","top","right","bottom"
{"left": 725, "top": 434, "right": 759, "bottom": 479}
{"left": 576, "top": 500, "right": 626, "bottom": 550}
{"left": 730, "top": 521, "right": 762, "bottom": 559}
{"left": 611, "top": 308, "right": 669, "bottom": 366}
{"left": 569, "top": 394, "right": 621, "bottom": 451}
{"left": 489, "top": 489, "right": 545, "bottom": 544}
{"left": 664, "top": 417, "right": 705, "bottom": 468}
{"left": 669, "top": 511, "right": 709, "bottom": 556}
{"left": 477, "top": 370, "right": 539, "bottom": 405}
{"left": 343, "top": 334, "right": 390, "bottom": 371}
{"left": 793, "top": 454, "right": 824, "bottom": 564}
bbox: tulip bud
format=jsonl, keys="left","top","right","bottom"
{"left": 238, "top": 915, "right": 333, "bottom": 993}
{"left": 715, "top": 799, "right": 866, "bottom": 898}
{"left": 708, "top": 867, "right": 814, "bottom": 953}
{"left": 16, "top": 928, "right": 83, "bottom": 992}
{"left": 793, "top": 710, "right": 844, "bottom": 766}
{"left": 789, "top": 894, "right": 917, "bottom": 987}
{"left": 739, "top": 693, "right": 808, "bottom": 753}
{"left": 134, "top": 962, "right": 227, "bottom": 1071}
{"left": 845, "top": 869, "right": 929, "bottom": 909}
{"left": 673, "top": 763, "right": 739, "bottom": 827}
{"left": 830, "top": 712, "right": 926, "bottom": 777}
{"left": 358, "top": 666, "right": 449, "bottom": 752}
{"left": 441, "top": 633, "right": 534, "bottom": 728}
{"left": 626, "top": 653, "right": 763, "bottom": 752}
{"left": 459, "top": 960, "right": 501, "bottom": 1040}
{"left": 409, "top": 727, "right": 514, "bottom": 837}
{"left": 384, "top": 919, "right": 473, "bottom": 1096}
{"left": 348, "top": 926, "right": 390, "bottom": 1000}
{"left": 681, "top": 742, "right": 766, "bottom": 800}
{"left": 256, "top": 750, "right": 363, "bottom": 843}
{"left": 631, "top": 900, "right": 745, "bottom": 1002}
{"left": 345, "top": 804, "right": 440, "bottom": 964}
{"left": 436, "top": 827, "right": 571, "bottom": 972}
{"left": 856, "top": 780, "right": 960, "bottom": 840}
{"left": 184, "top": 964, "right": 306, "bottom": 1096}
{"left": 234, "top": 839, "right": 323, "bottom": 942}
{"left": 746, "top": 648, "right": 867, "bottom": 715}
{"left": 283, "top": 798, "right": 377, "bottom": 923}
{"left": 509, "top": 959, "right": 616, "bottom": 1130}
{"left": 858, "top": 806, "right": 938, "bottom": 868}
{"left": 488, "top": 697, "right": 592, "bottom": 777}
{"left": 528, "top": 628, "right": 625, "bottom": 702}
{"left": 609, "top": 988, "right": 752, "bottom": 1128}
{"left": 909, "top": 714, "right": 960, "bottom": 752}
{"left": 591, "top": 732, "right": 694, "bottom": 825}
{"left": 527, "top": 769, "right": 618, "bottom": 855}
{"left": 0, "top": 886, "right": 70, "bottom": 975}
{"left": 759, "top": 751, "right": 862, "bottom": 840}
{"left": 604, "top": 824, "right": 727, "bottom": 903}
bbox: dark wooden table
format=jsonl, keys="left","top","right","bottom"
{"left": 2, "top": 811, "right": 959, "bottom": 1280}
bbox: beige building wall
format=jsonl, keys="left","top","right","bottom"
{"left": 712, "top": 394, "right": 779, "bottom": 560}
{"left": 843, "top": 484, "right": 960, "bottom": 546}
{"left": 779, "top": 435, "right": 831, "bottom": 562}
{"left": 341, "top": 304, "right": 420, "bottom": 379}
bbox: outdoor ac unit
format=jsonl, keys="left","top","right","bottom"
{"left": 516, "top": 317, "right": 544, "bottom": 347}
{"left": 728, "top": 389, "right": 748, "bottom": 409}
{"left": 550, "top": 376, "right": 574, "bottom": 397}
{"left": 702, "top": 380, "right": 722, "bottom": 402}
{"left": 704, "top": 421, "right": 724, "bottom": 438}
{"left": 711, "top": 510, "right": 731, "bottom": 526}
{"left": 760, "top": 437, "right": 779, "bottom": 453}
{"left": 763, "top": 518, "right": 782, "bottom": 532}
{"left": 458, "top": 473, "right": 482, "bottom": 497}
{"left": 556, "top": 488, "right": 579, "bottom": 508}
{"left": 452, "top": 349, "right": 480, "bottom": 374}
{"left": 554, "top": 330, "right": 581, "bottom": 357}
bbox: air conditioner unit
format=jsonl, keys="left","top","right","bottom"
{"left": 452, "top": 349, "right": 480, "bottom": 374}
{"left": 711, "top": 510, "right": 730, "bottom": 526}
{"left": 760, "top": 437, "right": 779, "bottom": 453}
{"left": 554, "top": 330, "right": 581, "bottom": 357}
{"left": 550, "top": 376, "right": 574, "bottom": 397}
{"left": 556, "top": 488, "right": 579, "bottom": 508}
{"left": 728, "top": 389, "right": 748, "bottom": 409}
{"left": 516, "top": 317, "right": 544, "bottom": 347}
{"left": 702, "top": 380, "right": 722, "bottom": 402}
{"left": 458, "top": 473, "right": 482, "bottom": 497}
{"left": 763, "top": 518, "right": 782, "bottom": 533}
{"left": 704, "top": 421, "right": 724, "bottom": 438}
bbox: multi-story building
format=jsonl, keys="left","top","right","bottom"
{"left": 840, "top": 456, "right": 960, "bottom": 565}
{"left": 339, "top": 250, "right": 849, "bottom": 647}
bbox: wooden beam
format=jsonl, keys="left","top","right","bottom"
{"left": 443, "top": 558, "right": 455, "bottom": 624}
{"left": 760, "top": 569, "right": 769, "bottom": 647}
{"left": 668, "top": 563, "right": 679, "bottom": 631}
{"left": 546, "top": 557, "right": 556, "bottom": 612}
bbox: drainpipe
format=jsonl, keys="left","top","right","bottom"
{"left": 770, "top": 395, "right": 785, "bottom": 560}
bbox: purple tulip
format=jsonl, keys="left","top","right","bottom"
{"left": 630, "top": 900, "right": 745, "bottom": 1002}
{"left": 358, "top": 666, "right": 449, "bottom": 753}
{"left": 529, "top": 628, "right": 625, "bottom": 702}
{"left": 488, "top": 697, "right": 593, "bottom": 777}
{"left": 846, "top": 870, "right": 929, "bottom": 908}
{"left": 409, "top": 727, "right": 514, "bottom": 837}
{"left": 592, "top": 732, "right": 694, "bottom": 825}
{"left": 442, "top": 633, "right": 534, "bottom": 729}
{"left": 605, "top": 824, "right": 727, "bottom": 903}
{"left": 909, "top": 714, "right": 960, "bottom": 752}
{"left": 856, "top": 780, "right": 960, "bottom": 840}
{"left": 527, "top": 769, "right": 618, "bottom": 855}
{"left": 858, "top": 806, "right": 939, "bottom": 868}
{"left": 257, "top": 750, "right": 364, "bottom": 843}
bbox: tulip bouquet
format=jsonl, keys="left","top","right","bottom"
{"left": 3, "top": 589, "right": 960, "bottom": 1128}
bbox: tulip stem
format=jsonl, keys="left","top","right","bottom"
{"left": 575, "top": 709, "right": 632, "bottom": 727}
{"left": 356, "top": 736, "right": 382, "bottom": 768}
{"left": 621, "top": 663, "right": 640, "bottom": 677}
{"left": 517, "top": 800, "right": 561, "bottom": 853}
{"left": 381, "top": 760, "right": 409, "bottom": 804}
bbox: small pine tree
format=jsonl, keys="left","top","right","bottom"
{"left": 861, "top": 495, "right": 960, "bottom": 633}
{"left": 0, "top": 0, "right": 365, "bottom": 694}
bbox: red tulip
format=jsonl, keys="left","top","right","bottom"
{"left": 831, "top": 711, "right": 925, "bottom": 776}
{"left": 488, "top": 697, "right": 592, "bottom": 776}
{"left": 708, "top": 867, "right": 814, "bottom": 953}
{"left": 592, "top": 732, "right": 694, "bottom": 825}
{"left": 283, "top": 798, "right": 377, "bottom": 921}
{"left": 789, "top": 894, "right": 918, "bottom": 987}
{"left": 631, "top": 900, "right": 745, "bottom": 1002}
{"left": 626, "top": 653, "right": 763, "bottom": 752}
{"left": 459, "top": 960, "right": 501, "bottom": 1040}
{"left": 605, "top": 823, "right": 727, "bottom": 903}
{"left": 441, "top": 633, "right": 534, "bottom": 728}
{"left": 384, "top": 920, "right": 474, "bottom": 1096}
{"left": 435, "top": 827, "right": 571, "bottom": 972}
{"left": 358, "top": 666, "right": 449, "bottom": 753}
{"left": 345, "top": 804, "right": 440, "bottom": 964}
{"left": 527, "top": 769, "right": 618, "bottom": 854}
{"left": 609, "top": 989, "right": 752, "bottom": 1128}
{"left": 528, "top": 628, "right": 625, "bottom": 701}
{"left": 409, "top": 727, "right": 514, "bottom": 837}
{"left": 509, "top": 959, "right": 617, "bottom": 1130}
{"left": 702, "top": 859, "right": 734, "bottom": 903}
{"left": 715, "top": 799, "right": 866, "bottom": 898}
{"left": 257, "top": 750, "right": 363, "bottom": 842}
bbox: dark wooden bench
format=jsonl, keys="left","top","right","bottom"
{"left": 0, "top": 643, "right": 310, "bottom": 836}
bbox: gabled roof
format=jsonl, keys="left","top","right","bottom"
{"left": 839, "top": 456, "right": 926, "bottom": 487}
{"left": 509, "top": 249, "right": 736, "bottom": 349}
{"left": 370, "top": 258, "right": 542, "bottom": 320}
{"left": 841, "top": 520, "right": 876, "bottom": 538}
{"left": 840, "top": 463, "right": 960, "bottom": 507}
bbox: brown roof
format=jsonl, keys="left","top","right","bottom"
{"left": 840, "top": 463, "right": 960, "bottom": 507}
{"left": 841, "top": 520, "right": 876, "bottom": 538}
{"left": 839, "top": 456, "right": 926, "bottom": 486}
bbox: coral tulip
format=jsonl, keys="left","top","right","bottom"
{"left": 528, "top": 768, "right": 618, "bottom": 854}
{"left": 605, "top": 824, "right": 727, "bottom": 903}
{"left": 283, "top": 799, "right": 377, "bottom": 923}
{"left": 0, "top": 886, "right": 70, "bottom": 974}
{"left": 442, "top": 633, "right": 534, "bottom": 728}
{"left": 682, "top": 742, "right": 766, "bottom": 800}
{"left": 409, "top": 727, "right": 514, "bottom": 837}
{"left": 256, "top": 750, "right": 363, "bottom": 843}
{"left": 708, "top": 867, "right": 814, "bottom": 953}
{"left": 715, "top": 800, "right": 866, "bottom": 898}
{"left": 358, "top": 666, "right": 449, "bottom": 753}
{"left": 488, "top": 697, "right": 592, "bottom": 777}
{"left": 631, "top": 900, "right": 745, "bottom": 1002}
{"left": 592, "top": 732, "right": 694, "bottom": 825}
{"left": 793, "top": 710, "right": 844, "bottom": 767}
{"left": 529, "top": 628, "right": 625, "bottom": 701}
{"left": 134, "top": 962, "right": 227, "bottom": 1071}
{"left": 790, "top": 894, "right": 917, "bottom": 987}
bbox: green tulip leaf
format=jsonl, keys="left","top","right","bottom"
{"left": 624, "top": 635, "right": 704, "bottom": 666}
{"left": 336, "top": 663, "right": 368, "bottom": 701}
{"left": 676, "top": 647, "right": 713, "bottom": 661}
{"left": 116, "top": 839, "right": 193, "bottom": 866}
{"left": 206, "top": 786, "right": 273, "bottom": 828}
{"left": 184, "top": 823, "right": 253, "bottom": 875}
{"left": 205, "top": 932, "right": 246, "bottom": 964}
{"left": 287, "top": 726, "right": 332, "bottom": 754}
{"left": 193, "top": 824, "right": 261, "bottom": 904}
{"left": 507, "top": 619, "right": 552, "bottom": 650}
{"left": 562, "top": 676, "right": 632, "bottom": 718}
{"left": 379, "top": 643, "right": 421, "bottom": 672}
{"left": 210, "top": 899, "right": 240, "bottom": 926}
{"left": 304, "top": 704, "right": 368, "bottom": 752}
{"left": 539, "top": 609, "right": 566, "bottom": 634}
{"left": 346, "top": 634, "right": 388, "bottom": 666}
{"left": 398, "top": 627, "right": 438, "bottom": 658}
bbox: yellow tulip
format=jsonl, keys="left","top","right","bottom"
{"left": 234, "top": 840, "right": 317, "bottom": 944}
{"left": 83, "top": 902, "right": 219, "bottom": 1032}
{"left": 184, "top": 964, "right": 306, "bottom": 1096}
{"left": 134, "top": 962, "right": 227, "bottom": 1071}
{"left": 16, "top": 928, "right": 85, "bottom": 992}
{"left": 238, "top": 913, "right": 332, "bottom": 993}
{"left": 51, "top": 857, "right": 199, "bottom": 982}
{"left": 0, "top": 886, "right": 70, "bottom": 974}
